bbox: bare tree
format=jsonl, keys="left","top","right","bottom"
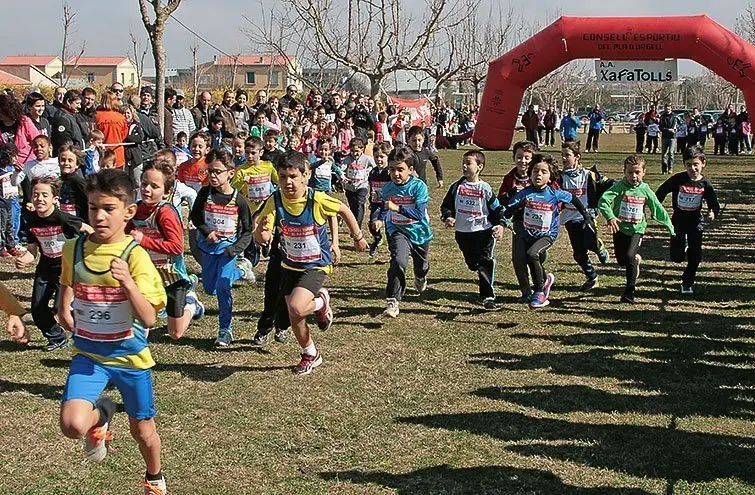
{"left": 530, "top": 61, "right": 592, "bottom": 113}
{"left": 129, "top": 31, "right": 149, "bottom": 92}
{"left": 138, "top": 0, "right": 183, "bottom": 138}
{"left": 736, "top": 2, "right": 755, "bottom": 43}
{"left": 632, "top": 81, "right": 677, "bottom": 107}
{"left": 248, "top": 0, "right": 467, "bottom": 97}
{"left": 190, "top": 43, "right": 212, "bottom": 102}
{"left": 59, "top": 2, "right": 86, "bottom": 87}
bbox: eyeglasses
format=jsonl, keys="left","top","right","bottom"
{"left": 207, "top": 168, "right": 229, "bottom": 176}
{"left": 112, "top": 88, "right": 124, "bottom": 93}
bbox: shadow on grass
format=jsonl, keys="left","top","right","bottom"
{"left": 39, "top": 358, "right": 289, "bottom": 382}
{"left": 397, "top": 411, "right": 755, "bottom": 485}
{"left": 320, "top": 464, "right": 653, "bottom": 494}
{"left": 0, "top": 378, "right": 63, "bottom": 400}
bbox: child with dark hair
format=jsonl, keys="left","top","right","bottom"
{"left": 254, "top": 150, "right": 366, "bottom": 374}
{"left": 309, "top": 139, "right": 341, "bottom": 192}
{"left": 0, "top": 142, "right": 20, "bottom": 256}
{"left": 57, "top": 144, "right": 89, "bottom": 222}
{"left": 12, "top": 134, "right": 59, "bottom": 212}
{"left": 367, "top": 141, "right": 392, "bottom": 257}
{"left": 15, "top": 176, "right": 88, "bottom": 350}
{"left": 440, "top": 150, "right": 506, "bottom": 309}
{"left": 57, "top": 168, "right": 168, "bottom": 493}
{"left": 190, "top": 149, "right": 255, "bottom": 348}
{"left": 558, "top": 141, "right": 612, "bottom": 290}
{"left": 502, "top": 154, "right": 593, "bottom": 308}
{"left": 372, "top": 145, "right": 433, "bottom": 317}
{"left": 262, "top": 129, "right": 283, "bottom": 165}
{"left": 599, "top": 155, "right": 675, "bottom": 303}
{"left": 209, "top": 115, "right": 225, "bottom": 150}
{"left": 340, "top": 136, "right": 376, "bottom": 229}
{"left": 656, "top": 145, "right": 719, "bottom": 293}
{"left": 406, "top": 125, "right": 443, "bottom": 187}
{"left": 100, "top": 149, "right": 117, "bottom": 169}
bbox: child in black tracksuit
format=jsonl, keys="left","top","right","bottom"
{"left": 440, "top": 150, "right": 506, "bottom": 309}
{"left": 656, "top": 145, "right": 720, "bottom": 293}
{"left": 57, "top": 144, "right": 89, "bottom": 222}
{"left": 368, "top": 141, "right": 392, "bottom": 257}
{"left": 713, "top": 119, "right": 726, "bottom": 155}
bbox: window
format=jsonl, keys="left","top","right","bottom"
{"left": 199, "top": 74, "right": 210, "bottom": 85}
{"left": 87, "top": 72, "right": 95, "bottom": 83}
{"left": 130, "top": 73, "right": 135, "bottom": 86}
{"left": 120, "top": 72, "right": 125, "bottom": 84}
{"left": 270, "top": 71, "right": 279, "bottom": 87}
{"left": 245, "top": 71, "right": 256, "bottom": 84}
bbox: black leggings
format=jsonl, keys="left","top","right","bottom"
{"left": 513, "top": 230, "right": 554, "bottom": 292}
{"left": 613, "top": 232, "right": 643, "bottom": 289}
{"left": 32, "top": 265, "right": 66, "bottom": 343}
{"left": 670, "top": 230, "right": 703, "bottom": 287}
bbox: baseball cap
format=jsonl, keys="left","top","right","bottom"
{"left": 176, "top": 89, "right": 185, "bottom": 98}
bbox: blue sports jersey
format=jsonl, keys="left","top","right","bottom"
{"left": 381, "top": 176, "right": 433, "bottom": 245}
{"left": 505, "top": 185, "right": 573, "bottom": 238}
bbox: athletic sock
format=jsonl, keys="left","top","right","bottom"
{"left": 145, "top": 471, "right": 163, "bottom": 481}
{"left": 313, "top": 296, "right": 325, "bottom": 312}
{"left": 303, "top": 342, "right": 317, "bottom": 357}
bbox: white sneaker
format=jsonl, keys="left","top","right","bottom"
{"left": 414, "top": 276, "right": 427, "bottom": 293}
{"left": 384, "top": 298, "right": 399, "bottom": 318}
{"left": 236, "top": 257, "right": 256, "bottom": 283}
{"left": 140, "top": 476, "right": 167, "bottom": 494}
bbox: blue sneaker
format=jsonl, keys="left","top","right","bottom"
{"left": 517, "top": 289, "right": 532, "bottom": 304}
{"left": 186, "top": 292, "right": 204, "bottom": 320}
{"left": 529, "top": 291, "right": 550, "bottom": 309}
{"left": 157, "top": 307, "right": 168, "bottom": 319}
{"left": 543, "top": 273, "right": 555, "bottom": 299}
{"left": 214, "top": 329, "right": 233, "bottom": 348}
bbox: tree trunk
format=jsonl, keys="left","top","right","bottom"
{"left": 370, "top": 77, "right": 382, "bottom": 98}
{"left": 152, "top": 24, "right": 166, "bottom": 143}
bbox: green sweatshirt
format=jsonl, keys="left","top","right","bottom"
{"left": 598, "top": 179, "right": 675, "bottom": 236}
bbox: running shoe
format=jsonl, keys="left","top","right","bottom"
{"left": 384, "top": 298, "right": 399, "bottom": 318}
{"left": 581, "top": 275, "right": 599, "bottom": 291}
{"left": 237, "top": 257, "right": 255, "bottom": 283}
{"left": 315, "top": 288, "right": 333, "bottom": 331}
{"left": 293, "top": 351, "right": 323, "bottom": 376}
{"left": 414, "top": 276, "right": 427, "bottom": 293}
{"left": 139, "top": 476, "right": 167, "bottom": 495}
{"left": 252, "top": 329, "right": 272, "bottom": 346}
{"left": 681, "top": 284, "right": 694, "bottom": 294}
{"left": 517, "top": 289, "right": 533, "bottom": 304}
{"left": 214, "top": 329, "right": 234, "bottom": 348}
{"left": 274, "top": 327, "right": 290, "bottom": 344}
{"left": 482, "top": 297, "right": 501, "bottom": 311}
{"left": 85, "top": 398, "right": 116, "bottom": 463}
{"left": 543, "top": 273, "right": 555, "bottom": 299}
{"left": 529, "top": 291, "right": 550, "bottom": 309}
{"left": 42, "top": 338, "right": 70, "bottom": 352}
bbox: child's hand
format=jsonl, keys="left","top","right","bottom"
{"left": 14, "top": 251, "right": 34, "bottom": 270}
{"left": 385, "top": 200, "right": 399, "bottom": 212}
{"left": 708, "top": 210, "right": 716, "bottom": 221}
{"left": 331, "top": 243, "right": 341, "bottom": 264}
{"left": 25, "top": 202, "right": 34, "bottom": 212}
{"left": 437, "top": 180, "right": 444, "bottom": 189}
{"left": 130, "top": 229, "right": 144, "bottom": 244}
{"left": 206, "top": 231, "right": 220, "bottom": 243}
{"left": 371, "top": 220, "right": 383, "bottom": 232}
{"left": 110, "top": 258, "right": 135, "bottom": 288}
{"left": 444, "top": 217, "right": 455, "bottom": 228}
{"left": 353, "top": 237, "right": 368, "bottom": 252}
{"left": 7, "top": 315, "right": 29, "bottom": 345}
{"left": 80, "top": 223, "right": 94, "bottom": 235}
{"left": 492, "top": 225, "right": 504, "bottom": 240}
{"left": 607, "top": 218, "right": 620, "bottom": 234}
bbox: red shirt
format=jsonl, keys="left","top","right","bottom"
{"left": 127, "top": 202, "right": 184, "bottom": 256}
{"left": 177, "top": 158, "right": 208, "bottom": 191}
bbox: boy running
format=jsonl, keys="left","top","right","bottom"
{"left": 57, "top": 169, "right": 168, "bottom": 494}
{"left": 367, "top": 141, "right": 392, "bottom": 257}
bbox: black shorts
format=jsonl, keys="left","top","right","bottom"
{"left": 165, "top": 280, "right": 189, "bottom": 318}
{"left": 280, "top": 267, "right": 327, "bottom": 297}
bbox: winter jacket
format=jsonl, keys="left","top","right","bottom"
{"left": 0, "top": 115, "right": 40, "bottom": 165}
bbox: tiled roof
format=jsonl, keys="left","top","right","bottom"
{"left": 68, "top": 56, "right": 130, "bottom": 66}
{"left": 0, "top": 68, "right": 30, "bottom": 85}
{"left": 0, "top": 56, "right": 59, "bottom": 66}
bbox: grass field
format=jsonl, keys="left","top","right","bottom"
{"left": 0, "top": 132, "right": 753, "bottom": 495}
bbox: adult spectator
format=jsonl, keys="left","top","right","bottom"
{"left": 171, "top": 89, "right": 196, "bottom": 141}
{"left": 252, "top": 90, "right": 268, "bottom": 114}
{"left": 121, "top": 104, "right": 144, "bottom": 185}
{"left": 129, "top": 94, "right": 161, "bottom": 160}
{"left": 213, "top": 90, "right": 239, "bottom": 135}
{"left": 559, "top": 108, "right": 581, "bottom": 143}
{"left": 737, "top": 105, "right": 751, "bottom": 154}
{"left": 163, "top": 88, "right": 177, "bottom": 148}
{"left": 351, "top": 100, "right": 374, "bottom": 140}
{"left": 659, "top": 103, "right": 677, "bottom": 174}
{"left": 110, "top": 82, "right": 125, "bottom": 104}
{"left": 192, "top": 91, "right": 213, "bottom": 131}
{"left": 95, "top": 90, "right": 128, "bottom": 167}
{"left": 43, "top": 86, "right": 66, "bottom": 122}
{"left": 0, "top": 93, "right": 40, "bottom": 164}
{"left": 51, "top": 89, "right": 85, "bottom": 154}
{"left": 543, "top": 106, "right": 557, "bottom": 147}
{"left": 26, "top": 92, "right": 51, "bottom": 137}
{"left": 79, "top": 87, "right": 98, "bottom": 137}
{"left": 520, "top": 104, "right": 539, "bottom": 147}
{"left": 279, "top": 84, "right": 300, "bottom": 110}
{"left": 140, "top": 86, "right": 156, "bottom": 117}
{"left": 585, "top": 104, "right": 605, "bottom": 152}
{"left": 325, "top": 92, "right": 343, "bottom": 116}
{"left": 231, "top": 89, "right": 252, "bottom": 133}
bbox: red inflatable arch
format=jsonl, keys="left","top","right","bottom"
{"left": 474, "top": 15, "right": 755, "bottom": 150}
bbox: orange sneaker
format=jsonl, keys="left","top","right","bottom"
{"left": 139, "top": 476, "right": 167, "bottom": 494}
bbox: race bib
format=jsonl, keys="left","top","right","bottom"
{"left": 619, "top": 195, "right": 645, "bottom": 223}
{"left": 246, "top": 174, "right": 273, "bottom": 201}
{"left": 677, "top": 185, "right": 704, "bottom": 211}
{"left": 281, "top": 224, "right": 321, "bottom": 262}
{"left": 455, "top": 186, "right": 486, "bottom": 231}
{"left": 59, "top": 202, "right": 76, "bottom": 214}
{"left": 523, "top": 200, "right": 554, "bottom": 232}
{"left": 388, "top": 195, "right": 417, "bottom": 225}
{"left": 31, "top": 225, "right": 66, "bottom": 258}
{"left": 73, "top": 283, "right": 133, "bottom": 341}
{"left": 345, "top": 162, "right": 367, "bottom": 182}
{"left": 0, "top": 172, "right": 16, "bottom": 198}
{"left": 204, "top": 203, "right": 238, "bottom": 238}
{"left": 133, "top": 226, "right": 169, "bottom": 265}
{"left": 315, "top": 163, "right": 332, "bottom": 179}
{"left": 370, "top": 181, "right": 388, "bottom": 203}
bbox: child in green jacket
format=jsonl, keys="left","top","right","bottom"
{"left": 598, "top": 155, "right": 675, "bottom": 303}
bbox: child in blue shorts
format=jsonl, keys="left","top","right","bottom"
{"left": 57, "top": 169, "right": 168, "bottom": 494}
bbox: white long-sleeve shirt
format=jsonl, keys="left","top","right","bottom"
{"left": 11, "top": 158, "right": 60, "bottom": 186}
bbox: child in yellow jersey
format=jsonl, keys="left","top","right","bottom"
{"left": 255, "top": 150, "right": 367, "bottom": 375}
{"left": 57, "top": 169, "right": 168, "bottom": 494}
{"left": 231, "top": 135, "right": 278, "bottom": 268}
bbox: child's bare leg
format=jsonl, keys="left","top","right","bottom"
{"left": 60, "top": 399, "right": 100, "bottom": 439}
{"left": 167, "top": 311, "right": 192, "bottom": 340}
{"left": 286, "top": 288, "right": 317, "bottom": 348}
{"left": 129, "top": 417, "right": 161, "bottom": 475}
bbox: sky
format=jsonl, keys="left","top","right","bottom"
{"left": 0, "top": 0, "right": 747, "bottom": 74}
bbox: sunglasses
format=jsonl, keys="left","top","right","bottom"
{"left": 112, "top": 88, "right": 124, "bottom": 93}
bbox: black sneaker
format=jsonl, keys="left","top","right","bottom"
{"left": 43, "top": 338, "right": 70, "bottom": 352}
{"left": 252, "top": 329, "right": 272, "bottom": 346}
{"left": 581, "top": 276, "right": 599, "bottom": 291}
{"left": 620, "top": 290, "right": 636, "bottom": 304}
{"left": 274, "top": 327, "right": 290, "bottom": 344}
{"left": 517, "top": 289, "right": 532, "bottom": 304}
{"left": 482, "top": 297, "right": 501, "bottom": 311}
{"left": 369, "top": 242, "right": 379, "bottom": 258}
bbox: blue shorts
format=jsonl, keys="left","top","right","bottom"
{"left": 62, "top": 354, "right": 156, "bottom": 420}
